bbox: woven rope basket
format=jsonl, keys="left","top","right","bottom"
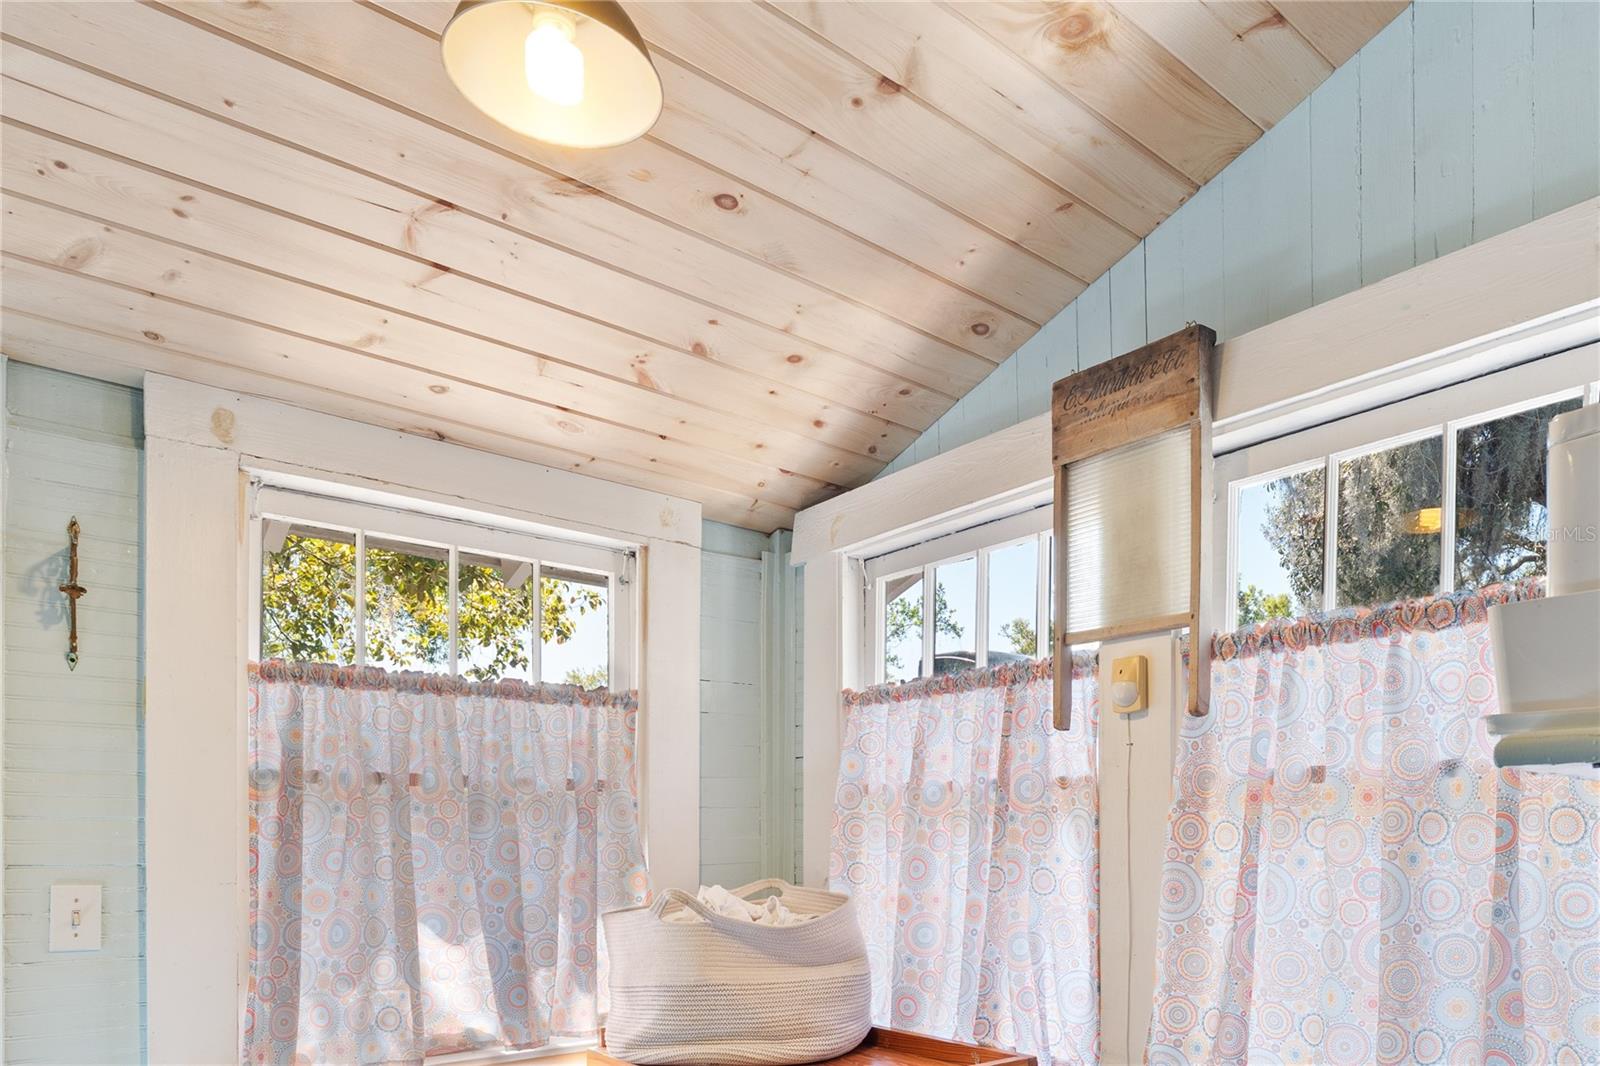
{"left": 602, "top": 879, "right": 872, "bottom": 1065}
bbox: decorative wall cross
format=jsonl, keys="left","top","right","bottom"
{"left": 59, "top": 517, "right": 87, "bottom": 671}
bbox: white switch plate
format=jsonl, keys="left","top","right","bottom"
{"left": 49, "top": 884, "right": 101, "bottom": 952}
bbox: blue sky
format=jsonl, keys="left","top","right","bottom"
{"left": 1236, "top": 484, "right": 1294, "bottom": 601}
{"left": 542, "top": 590, "right": 608, "bottom": 684}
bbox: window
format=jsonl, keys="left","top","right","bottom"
{"left": 252, "top": 483, "right": 633, "bottom": 689}
{"left": 866, "top": 506, "right": 1051, "bottom": 684}
{"left": 1222, "top": 348, "right": 1598, "bottom": 629}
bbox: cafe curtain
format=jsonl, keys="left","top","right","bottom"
{"left": 242, "top": 662, "right": 646, "bottom": 1064}
{"left": 1147, "top": 580, "right": 1600, "bottom": 1065}
{"left": 832, "top": 657, "right": 1101, "bottom": 1065}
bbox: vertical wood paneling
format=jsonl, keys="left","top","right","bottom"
{"left": 1109, "top": 244, "right": 1148, "bottom": 356}
{"left": 879, "top": 0, "right": 1590, "bottom": 482}
{"left": 968, "top": 360, "right": 1020, "bottom": 443}
{"left": 1045, "top": 303, "right": 1081, "bottom": 387}
{"left": 699, "top": 545, "right": 765, "bottom": 887}
{"left": 909, "top": 421, "right": 940, "bottom": 467}
{"left": 931, "top": 396, "right": 968, "bottom": 455}
{"left": 1180, "top": 181, "right": 1226, "bottom": 331}
{"left": 1413, "top": 2, "right": 1475, "bottom": 263}
{"left": 1222, "top": 135, "right": 1272, "bottom": 337}
{"left": 1264, "top": 99, "right": 1314, "bottom": 323}
{"left": 1473, "top": 0, "right": 1536, "bottom": 241}
{"left": 3, "top": 363, "right": 145, "bottom": 1065}
{"left": 1144, "top": 214, "right": 1186, "bottom": 340}
{"left": 1014, "top": 327, "right": 1054, "bottom": 421}
{"left": 1310, "top": 59, "right": 1363, "bottom": 303}
{"left": 950, "top": 380, "right": 986, "bottom": 452}
{"left": 1533, "top": 0, "right": 1600, "bottom": 216}
{"left": 1359, "top": 6, "right": 1415, "bottom": 284}
{"left": 1076, "top": 276, "right": 1113, "bottom": 369}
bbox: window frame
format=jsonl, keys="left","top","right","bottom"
{"left": 863, "top": 503, "right": 1052, "bottom": 685}
{"left": 248, "top": 482, "right": 637, "bottom": 689}
{"left": 1217, "top": 345, "right": 1599, "bottom": 630}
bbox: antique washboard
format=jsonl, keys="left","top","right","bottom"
{"left": 1051, "top": 325, "right": 1216, "bottom": 728}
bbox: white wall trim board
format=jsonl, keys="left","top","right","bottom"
{"left": 1096, "top": 633, "right": 1184, "bottom": 1064}
{"left": 142, "top": 374, "right": 702, "bottom": 1063}
{"left": 1214, "top": 301, "right": 1600, "bottom": 455}
{"left": 791, "top": 414, "right": 1053, "bottom": 564}
{"left": 799, "top": 552, "right": 847, "bottom": 888}
{"left": 1213, "top": 196, "right": 1600, "bottom": 448}
{"left": 143, "top": 376, "right": 702, "bottom": 551}
{"left": 145, "top": 433, "right": 241, "bottom": 1063}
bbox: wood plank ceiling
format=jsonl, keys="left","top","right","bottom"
{"left": 0, "top": 1, "right": 1407, "bottom": 531}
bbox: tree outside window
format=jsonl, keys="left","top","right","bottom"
{"left": 262, "top": 530, "right": 606, "bottom": 685}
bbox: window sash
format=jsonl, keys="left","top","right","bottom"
{"left": 865, "top": 504, "right": 1052, "bottom": 685}
{"left": 1220, "top": 346, "right": 1597, "bottom": 629}
{"left": 250, "top": 484, "right": 634, "bottom": 685}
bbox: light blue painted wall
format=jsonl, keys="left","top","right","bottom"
{"left": 699, "top": 521, "right": 766, "bottom": 887}
{"left": 697, "top": 520, "right": 803, "bottom": 887}
{"left": 876, "top": 0, "right": 1600, "bottom": 477}
{"left": 3, "top": 362, "right": 145, "bottom": 1064}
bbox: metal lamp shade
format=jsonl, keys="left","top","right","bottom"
{"left": 441, "top": 0, "right": 663, "bottom": 149}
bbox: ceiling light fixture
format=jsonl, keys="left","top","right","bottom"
{"left": 442, "top": 0, "right": 663, "bottom": 149}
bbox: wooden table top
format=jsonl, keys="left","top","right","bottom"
{"left": 589, "top": 1027, "right": 1035, "bottom": 1066}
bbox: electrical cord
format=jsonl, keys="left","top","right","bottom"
{"left": 1126, "top": 716, "right": 1136, "bottom": 1062}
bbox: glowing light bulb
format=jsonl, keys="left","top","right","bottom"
{"left": 524, "top": 11, "right": 584, "bottom": 107}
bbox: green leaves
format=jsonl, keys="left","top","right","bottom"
{"left": 997, "top": 617, "right": 1037, "bottom": 656}
{"left": 262, "top": 533, "right": 603, "bottom": 682}
{"left": 884, "top": 580, "right": 964, "bottom": 671}
{"left": 1236, "top": 583, "right": 1293, "bottom": 627}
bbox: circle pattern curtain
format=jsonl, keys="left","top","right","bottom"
{"left": 243, "top": 663, "right": 646, "bottom": 1064}
{"left": 832, "top": 658, "right": 1101, "bottom": 1065}
{"left": 1148, "top": 581, "right": 1599, "bottom": 1064}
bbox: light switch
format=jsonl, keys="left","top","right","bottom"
{"left": 49, "top": 884, "right": 101, "bottom": 952}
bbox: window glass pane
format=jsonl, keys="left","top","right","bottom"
{"left": 1455, "top": 396, "right": 1583, "bottom": 590}
{"left": 365, "top": 537, "right": 451, "bottom": 673}
{"left": 1236, "top": 468, "right": 1325, "bottom": 624}
{"left": 1336, "top": 436, "right": 1444, "bottom": 608}
{"left": 261, "top": 526, "right": 356, "bottom": 663}
{"left": 457, "top": 553, "right": 535, "bottom": 682}
{"left": 933, "top": 556, "right": 976, "bottom": 675}
{"left": 541, "top": 571, "right": 609, "bottom": 689}
{"left": 882, "top": 574, "right": 923, "bottom": 684}
{"left": 987, "top": 540, "right": 1040, "bottom": 663}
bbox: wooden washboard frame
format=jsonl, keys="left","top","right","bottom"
{"left": 1051, "top": 324, "right": 1216, "bottom": 729}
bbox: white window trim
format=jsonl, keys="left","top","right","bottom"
{"left": 247, "top": 482, "right": 636, "bottom": 688}
{"left": 1217, "top": 344, "right": 1599, "bottom": 629}
{"left": 142, "top": 375, "right": 702, "bottom": 1064}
